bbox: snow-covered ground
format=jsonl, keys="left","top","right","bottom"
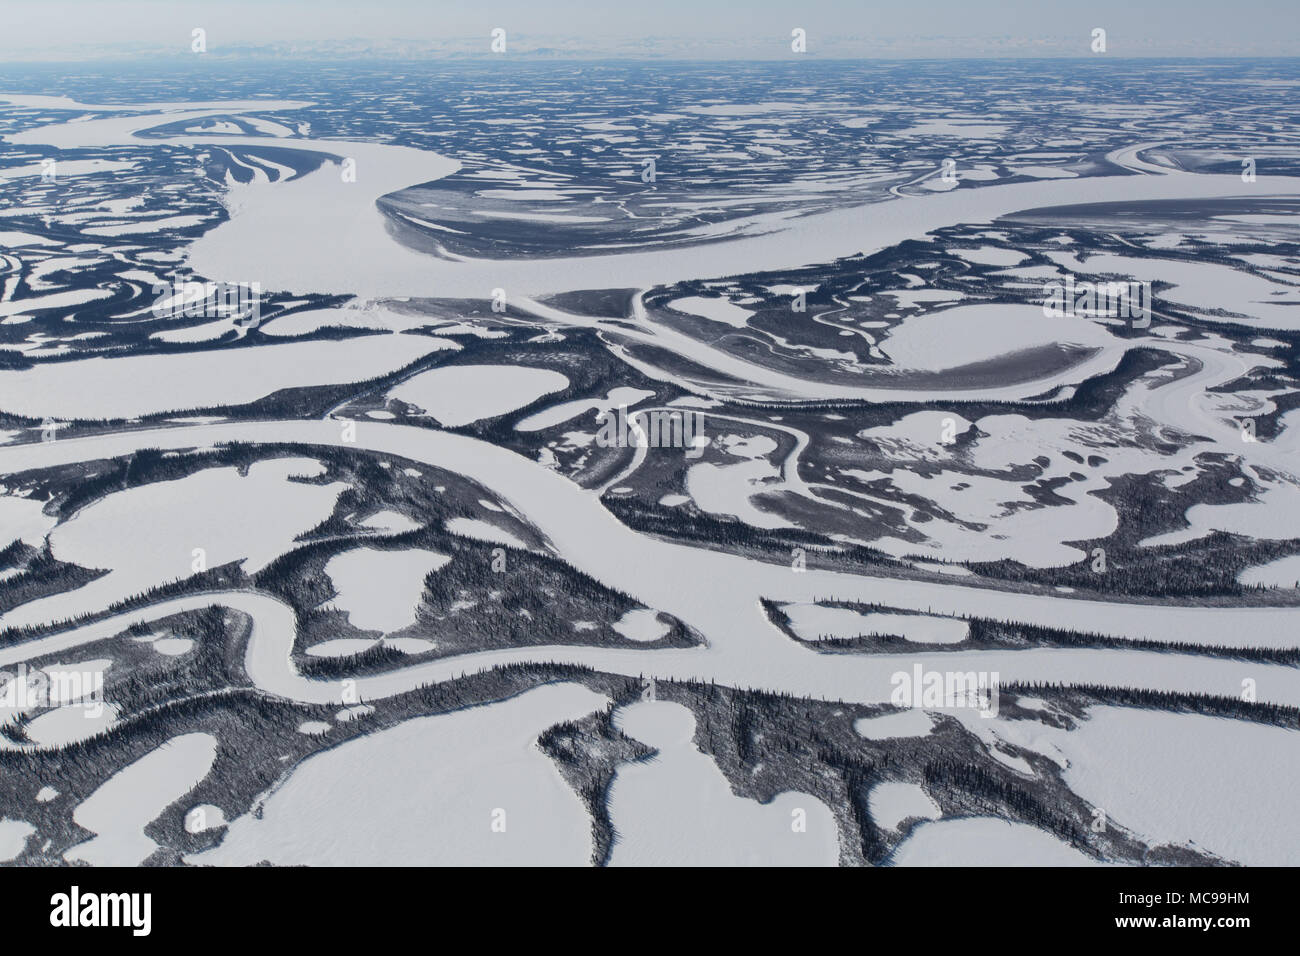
{"left": 188, "top": 684, "right": 606, "bottom": 866}
{"left": 783, "top": 604, "right": 969, "bottom": 644}
{"left": 0, "top": 335, "right": 453, "bottom": 420}
{"left": 1028, "top": 707, "right": 1300, "bottom": 866}
{"left": 66, "top": 733, "right": 218, "bottom": 866}
{"left": 0, "top": 819, "right": 35, "bottom": 861}
{"left": 877, "top": 303, "right": 1115, "bottom": 374}
{"left": 3, "top": 77, "right": 1299, "bottom": 870}
{"left": 390, "top": 365, "right": 570, "bottom": 427}
{"left": 868, "top": 781, "right": 941, "bottom": 831}
{"left": 0, "top": 457, "right": 343, "bottom": 629}
{"left": 608, "top": 701, "right": 837, "bottom": 866}
{"left": 323, "top": 547, "right": 450, "bottom": 634}
{"left": 888, "top": 817, "right": 1101, "bottom": 866}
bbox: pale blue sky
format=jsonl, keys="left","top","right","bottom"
{"left": 2, "top": 0, "right": 1297, "bottom": 60}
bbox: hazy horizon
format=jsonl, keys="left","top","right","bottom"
{"left": 3, "top": 0, "right": 1298, "bottom": 62}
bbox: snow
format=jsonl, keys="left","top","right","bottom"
{"left": 323, "top": 547, "right": 450, "bottom": 634}
{"left": 358, "top": 510, "right": 421, "bottom": 533}
{"left": 0, "top": 231, "right": 62, "bottom": 247}
{"left": 612, "top": 608, "right": 670, "bottom": 643}
{"left": 444, "top": 517, "right": 526, "bottom": 548}
{"left": 0, "top": 819, "right": 34, "bottom": 861}
{"left": 0, "top": 334, "right": 454, "bottom": 420}
{"left": 0, "top": 159, "right": 135, "bottom": 180}
{"left": 476, "top": 209, "right": 607, "bottom": 224}
{"left": 336, "top": 704, "right": 374, "bottom": 722}
{"left": 305, "top": 639, "right": 376, "bottom": 658}
{"left": 24, "top": 702, "right": 120, "bottom": 747}
{"left": 1033, "top": 707, "right": 1300, "bottom": 866}
{"left": 390, "top": 365, "right": 570, "bottom": 428}
{"left": 686, "top": 457, "right": 791, "bottom": 529}
{"left": 516, "top": 387, "right": 655, "bottom": 432}
{"left": 184, "top": 804, "right": 227, "bottom": 833}
{"left": 879, "top": 303, "right": 1115, "bottom": 374}
{"left": 1051, "top": 252, "right": 1300, "bottom": 329}
{"left": 1237, "top": 554, "right": 1300, "bottom": 588}
{"left": 384, "top": 637, "right": 436, "bottom": 654}
{"left": 1145, "top": 476, "right": 1300, "bottom": 550}
{"left": 846, "top": 389, "right": 1227, "bottom": 569}
{"left": 685, "top": 434, "right": 790, "bottom": 530}
{"left": 0, "top": 457, "right": 344, "bottom": 630}
{"left": 899, "top": 121, "right": 1009, "bottom": 138}
{"left": 149, "top": 316, "right": 240, "bottom": 343}
{"left": 0, "top": 287, "right": 111, "bottom": 316}
{"left": 868, "top": 781, "right": 940, "bottom": 830}
{"left": 684, "top": 102, "right": 824, "bottom": 116}
{"left": 783, "top": 604, "right": 969, "bottom": 644}
{"left": 11, "top": 419, "right": 1300, "bottom": 719}
{"left": 14, "top": 100, "right": 1295, "bottom": 313}
{"left": 854, "top": 709, "right": 937, "bottom": 740}
{"left": 912, "top": 561, "right": 973, "bottom": 577}
{"left": 0, "top": 493, "right": 58, "bottom": 548}
{"left": 189, "top": 683, "right": 607, "bottom": 866}
{"left": 608, "top": 700, "right": 837, "bottom": 866}
{"left": 65, "top": 733, "right": 217, "bottom": 866}
{"left": 260, "top": 305, "right": 450, "bottom": 337}
{"left": 82, "top": 215, "right": 210, "bottom": 236}
{"left": 1015, "top": 165, "right": 1078, "bottom": 179}
{"left": 881, "top": 289, "right": 964, "bottom": 309}
{"left": 133, "top": 633, "right": 195, "bottom": 656}
{"left": 889, "top": 817, "right": 1101, "bottom": 866}
{"left": 6, "top": 92, "right": 1300, "bottom": 870}
{"left": 957, "top": 246, "right": 1029, "bottom": 267}
{"left": 667, "top": 295, "right": 755, "bottom": 328}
